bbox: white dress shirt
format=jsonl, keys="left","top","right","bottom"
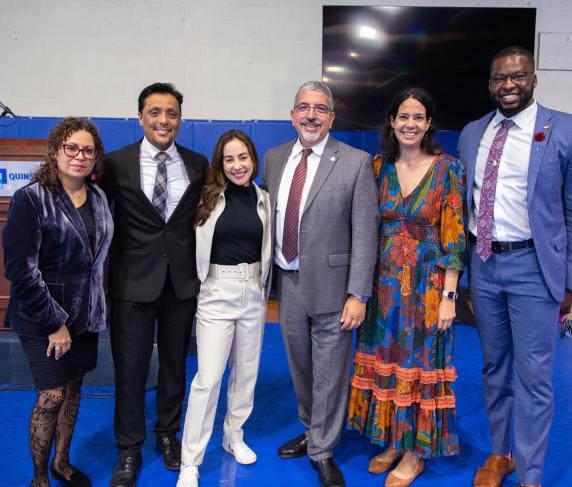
{"left": 274, "top": 135, "right": 329, "bottom": 270}
{"left": 140, "top": 137, "right": 190, "bottom": 221}
{"left": 470, "top": 101, "right": 537, "bottom": 241}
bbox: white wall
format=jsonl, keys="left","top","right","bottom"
{"left": 1, "top": 0, "right": 571, "bottom": 120}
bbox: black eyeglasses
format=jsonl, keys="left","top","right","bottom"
{"left": 294, "top": 103, "right": 333, "bottom": 115}
{"left": 62, "top": 144, "right": 98, "bottom": 160}
{"left": 489, "top": 72, "right": 533, "bottom": 86}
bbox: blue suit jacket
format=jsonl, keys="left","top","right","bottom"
{"left": 3, "top": 181, "right": 113, "bottom": 338}
{"left": 458, "top": 103, "right": 572, "bottom": 301}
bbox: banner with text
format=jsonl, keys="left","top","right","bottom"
{"left": 0, "top": 161, "right": 41, "bottom": 196}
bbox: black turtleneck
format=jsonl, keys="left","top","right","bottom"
{"left": 210, "top": 182, "right": 263, "bottom": 265}
{"left": 77, "top": 189, "right": 96, "bottom": 253}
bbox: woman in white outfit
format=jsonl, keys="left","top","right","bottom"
{"left": 177, "top": 129, "right": 272, "bottom": 487}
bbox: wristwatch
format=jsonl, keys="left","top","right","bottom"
{"left": 352, "top": 294, "right": 369, "bottom": 303}
{"left": 442, "top": 290, "right": 459, "bottom": 301}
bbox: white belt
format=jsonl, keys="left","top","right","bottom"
{"left": 208, "top": 262, "right": 260, "bottom": 281}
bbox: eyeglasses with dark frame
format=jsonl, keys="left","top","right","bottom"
{"left": 489, "top": 71, "right": 534, "bottom": 87}
{"left": 61, "top": 144, "right": 98, "bottom": 160}
{"left": 293, "top": 103, "right": 334, "bottom": 116}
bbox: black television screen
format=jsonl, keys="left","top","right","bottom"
{"left": 322, "top": 6, "right": 536, "bottom": 131}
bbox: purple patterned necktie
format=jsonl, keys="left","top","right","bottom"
{"left": 282, "top": 148, "right": 312, "bottom": 262}
{"left": 476, "top": 119, "right": 515, "bottom": 261}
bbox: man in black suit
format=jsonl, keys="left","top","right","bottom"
{"left": 102, "top": 83, "right": 208, "bottom": 487}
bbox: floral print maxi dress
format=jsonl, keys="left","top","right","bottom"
{"left": 347, "top": 153, "right": 466, "bottom": 458}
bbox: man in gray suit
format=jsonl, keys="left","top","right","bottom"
{"left": 263, "top": 81, "right": 378, "bottom": 487}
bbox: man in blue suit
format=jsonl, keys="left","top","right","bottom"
{"left": 458, "top": 46, "right": 572, "bottom": 487}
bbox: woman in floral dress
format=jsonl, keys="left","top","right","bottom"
{"left": 347, "top": 87, "right": 466, "bottom": 487}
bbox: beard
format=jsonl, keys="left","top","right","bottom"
{"left": 491, "top": 87, "right": 534, "bottom": 118}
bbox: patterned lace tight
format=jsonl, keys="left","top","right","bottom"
{"left": 29, "top": 376, "right": 83, "bottom": 487}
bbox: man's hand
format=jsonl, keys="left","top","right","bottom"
{"left": 340, "top": 295, "right": 366, "bottom": 330}
{"left": 560, "top": 291, "right": 572, "bottom": 316}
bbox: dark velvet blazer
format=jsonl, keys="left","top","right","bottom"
{"left": 101, "top": 141, "right": 208, "bottom": 302}
{"left": 3, "top": 181, "right": 113, "bottom": 338}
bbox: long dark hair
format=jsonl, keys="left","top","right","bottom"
{"left": 194, "top": 129, "right": 259, "bottom": 227}
{"left": 380, "top": 87, "right": 441, "bottom": 163}
{"left": 34, "top": 117, "right": 105, "bottom": 193}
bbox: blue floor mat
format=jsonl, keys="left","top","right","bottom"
{"left": 2, "top": 323, "right": 572, "bottom": 486}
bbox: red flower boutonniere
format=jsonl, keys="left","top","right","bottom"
{"left": 534, "top": 131, "right": 546, "bottom": 142}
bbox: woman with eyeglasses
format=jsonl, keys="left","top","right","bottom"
{"left": 177, "top": 130, "right": 271, "bottom": 487}
{"left": 3, "top": 117, "right": 113, "bottom": 487}
{"left": 347, "top": 88, "right": 466, "bottom": 487}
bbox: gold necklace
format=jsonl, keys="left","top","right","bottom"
{"left": 62, "top": 183, "right": 87, "bottom": 206}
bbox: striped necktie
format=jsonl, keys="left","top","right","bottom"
{"left": 282, "top": 148, "right": 312, "bottom": 262}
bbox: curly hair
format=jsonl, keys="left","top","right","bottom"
{"left": 194, "top": 129, "right": 259, "bottom": 227}
{"left": 380, "top": 87, "right": 441, "bottom": 163}
{"left": 34, "top": 117, "right": 105, "bottom": 193}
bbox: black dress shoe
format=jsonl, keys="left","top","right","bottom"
{"left": 109, "top": 453, "right": 141, "bottom": 487}
{"left": 156, "top": 434, "right": 182, "bottom": 471}
{"left": 50, "top": 462, "right": 92, "bottom": 487}
{"left": 278, "top": 433, "right": 308, "bottom": 459}
{"left": 310, "top": 457, "right": 346, "bottom": 487}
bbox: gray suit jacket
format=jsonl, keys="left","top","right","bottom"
{"left": 264, "top": 136, "right": 379, "bottom": 314}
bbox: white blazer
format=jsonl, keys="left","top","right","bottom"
{"left": 195, "top": 182, "right": 272, "bottom": 298}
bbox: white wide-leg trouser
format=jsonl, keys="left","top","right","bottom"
{"left": 181, "top": 262, "right": 266, "bottom": 466}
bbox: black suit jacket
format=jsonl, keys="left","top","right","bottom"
{"left": 101, "top": 141, "right": 208, "bottom": 302}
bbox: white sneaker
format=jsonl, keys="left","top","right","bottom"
{"left": 222, "top": 437, "right": 257, "bottom": 464}
{"left": 176, "top": 464, "right": 199, "bottom": 487}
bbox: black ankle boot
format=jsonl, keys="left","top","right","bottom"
{"left": 50, "top": 462, "right": 92, "bottom": 487}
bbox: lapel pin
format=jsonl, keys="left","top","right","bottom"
{"left": 330, "top": 156, "right": 336, "bottom": 162}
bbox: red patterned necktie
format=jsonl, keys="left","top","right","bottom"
{"left": 476, "top": 119, "right": 515, "bottom": 261}
{"left": 282, "top": 148, "right": 312, "bottom": 262}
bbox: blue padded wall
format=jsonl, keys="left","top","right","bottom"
{"left": 193, "top": 121, "right": 251, "bottom": 159}
{"left": 330, "top": 130, "right": 364, "bottom": 151}
{"left": 251, "top": 121, "right": 297, "bottom": 159}
{"left": 92, "top": 118, "right": 139, "bottom": 153}
{"left": 250, "top": 121, "right": 297, "bottom": 184}
{"left": 435, "top": 130, "right": 461, "bottom": 156}
{"left": 1, "top": 117, "right": 462, "bottom": 169}
{"left": 0, "top": 118, "right": 19, "bottom": 138}
{"left": 362, "top": 131, "right": 381, "bottom": 156}
{"left": 20, "top": 117, "right": 60, "bottom": 139}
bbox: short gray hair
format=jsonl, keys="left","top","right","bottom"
{"left": 294, "top": 81, "right": 335, "bottom": 111}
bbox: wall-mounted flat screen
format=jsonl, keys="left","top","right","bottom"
{"left": 322, "top": 6, "right": 536, "bottom": 131}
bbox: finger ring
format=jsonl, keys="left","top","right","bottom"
{"left": 55, "top": 346, "right": 62, "bottom": 352}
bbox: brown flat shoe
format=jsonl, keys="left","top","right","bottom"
{"left": 473, "top": 454, "right": 515, "bottom": 487}
{"left": 385, "top": 459, "right": 424, "bottom": 487}
{"left": 368, "top": 451, "right": 403, "bottom": 474}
